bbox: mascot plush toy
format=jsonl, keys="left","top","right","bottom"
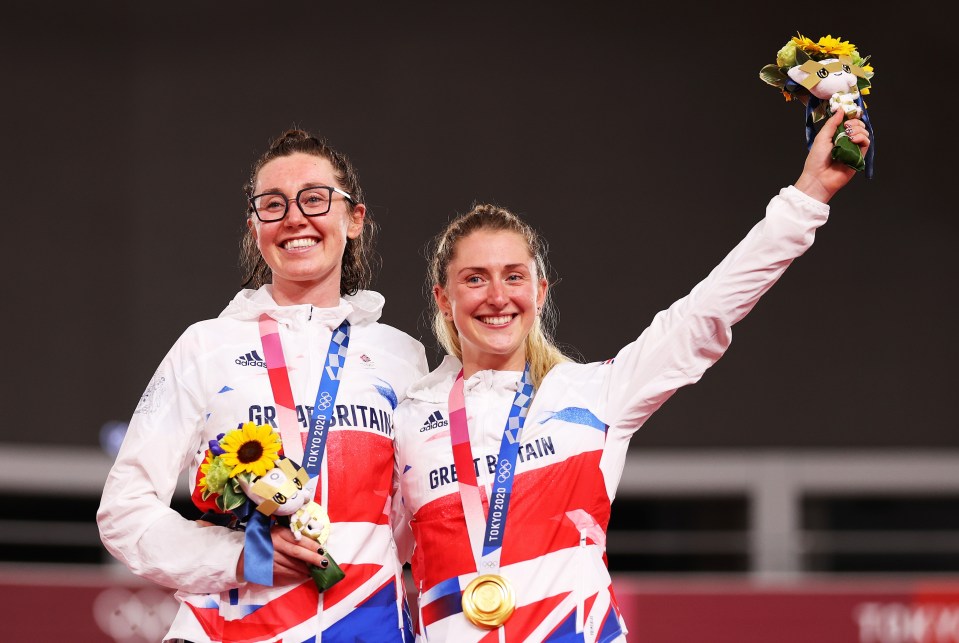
{"left": 760, "top": 34, "right": 876, "bottom": 177}
{"left": 192, "top": 421, "right": 345, "bottom": 591}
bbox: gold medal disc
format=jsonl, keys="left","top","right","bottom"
{"left": 461, "top": 574, "right": 515, "bottom": 628}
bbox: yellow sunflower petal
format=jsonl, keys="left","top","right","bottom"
{"left": 219, "top": 422, "right": 281, "bottom": 478}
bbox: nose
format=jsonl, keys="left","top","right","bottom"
{"left": 487, "top": 280, "right": 508, "bottom": 307}
{"left": 283, "top": 201, "right": 308, "bottom": 226}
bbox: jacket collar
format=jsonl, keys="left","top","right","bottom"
{"left": 218, "top": 285, "right": 385, "bottom": 329}
{"left": 407, "top": 355, "right": 523, "bottom": 404}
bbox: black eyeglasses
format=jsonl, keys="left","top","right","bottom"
{"left": 249, "top": 185, "right": 355, "bottom": 222}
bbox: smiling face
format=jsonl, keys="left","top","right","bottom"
{"left": 248, "top": 152, "right": 365, "bottom": 306}
{"left": 434, "top": 229, "right": 547, "bottom": 376}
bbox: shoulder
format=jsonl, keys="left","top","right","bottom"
{"left": 395, "top": 357, "right": 459, "bottom": 420}
{"left": 405, "top": 356, "right": 460, "bottom": 402}
{"left": 352, "top": 320, "right": 427, "bottom": 368}
{"left": 542, "top": 359, "right": 607, "bottom": 384}
{"left": 179, "top": 314, "right": 252, "bottom": 344}
{"left": 347, "top": 290, "right": 427, "bottom": 370}
{"left": 394, "top": 361, "right": 457, "bottom": 443}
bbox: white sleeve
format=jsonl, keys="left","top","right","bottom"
{"left": 390, "top": 453, "right": 415, "bottom": 565}
{"left": 96, "top": 328, "right": 246, "bottom": 594}
{"left": 601, "top": 186, "right": 830, "bottom": 436}
{"left": 388, "top": 340, "right": 428, "bottom": 565}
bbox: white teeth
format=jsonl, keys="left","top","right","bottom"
{"left": 284, "top": 238, "right": 318, "bottom": 250}
{"left": 481, "top": 315, "right": 513, "bottom": 325}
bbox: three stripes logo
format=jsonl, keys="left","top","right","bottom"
{"left": 420, "top": 410, "right": 449, "bottom": 433}
{"left": 236, "top": 350, "right": 266, "bottom": 367}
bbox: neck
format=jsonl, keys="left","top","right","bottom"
{"left": 270, "top": 277, "right": 343, "bottom": 308}
{"left": 461, "top": 349, "right": 526, "bottom": 380}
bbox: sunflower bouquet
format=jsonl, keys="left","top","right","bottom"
{"left": 759, "top": 33, "right": 876, "bottom": 176}
{"left": 193, "top": 421, "right": 344, "bottom": 591}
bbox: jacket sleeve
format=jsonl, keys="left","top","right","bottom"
{"left": 391, "top": 450, "right": 416, "bottom": 565}
{"left": 601, "top": 186, "right": 830, "bottom": 437}
{"left": 96, "top": 327, "right": 247, "bottom": 594}
{"left": 389, "top": 339, "right": 429, "bottom": 565}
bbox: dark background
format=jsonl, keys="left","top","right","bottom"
{"left": 5, "top": 2, "right": 955, "bottom": 450}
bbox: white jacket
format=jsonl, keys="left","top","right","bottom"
{"left": 395, "top": 187, "right": 829, "bottom": 642}
{"left": 98, "top": 286, "right": 428, "bottom": 643}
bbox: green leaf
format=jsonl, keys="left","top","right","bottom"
{"left": 811, "top": 101, "right": 830, "bottom": 123}
{"left": 796, "top": 48, "right": 810, "bottom": 65}
{"left": 220, "top": 483, "right": 248, "bottom": 512}
{"left": 309, "top": 554, "right": 346, "bottom": 592}
{"left": 759, "top": 65, "right": 788, "bottom": 88}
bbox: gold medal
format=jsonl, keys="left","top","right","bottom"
{"left": 461, "top": 574, "right": 515, "bottom": 628}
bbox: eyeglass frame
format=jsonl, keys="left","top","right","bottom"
{"left": 248, "top": 185, "right": 356, "bottom": 223}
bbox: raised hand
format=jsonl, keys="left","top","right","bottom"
{"left": 794, "top": 108, "right": 871, "bottom": 203}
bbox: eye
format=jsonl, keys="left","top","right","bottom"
{"left": 258, "top": 195, "right": 287, "bottom": 212}
{"left": 465, "top": 274, "right": 485, "bottom": 285}
{"left": 817, "top": 68, "right": 828, "bottom": 79}
{"left": 842, "top": 64, "right": 851, "bottom": 73}
{"left": 301, "top": 189, "right": 331, "bottom": 205}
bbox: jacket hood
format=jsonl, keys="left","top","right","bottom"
{"left": 219, "top": 285, "right": 385, "bottom": 328}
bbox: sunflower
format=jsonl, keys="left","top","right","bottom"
{"left": 791, "top": 34, "right": 819, "bottom": 54}
{"left": 197, "top": 450, "right": 215, "bottom": 497}
{"left": 817, "top": 35, "right": 857, "bottom": 57}
{"left": 218, "top": 422, "right": 282, "bottom": 478}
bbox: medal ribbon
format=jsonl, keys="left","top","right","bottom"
{"left": 258, "top": 313, "right": 350, "bottom": 480}
{"left": 247, "top": 313, "right": 350, "bottom": 586}
{"left": 448, "top": 364, "right": 534, "bottom": 573}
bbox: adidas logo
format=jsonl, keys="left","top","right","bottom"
{"left": 420, "top": 410, "right": 449, "bottom": 433}
{"left": 235, "top": 350, "right": 266, "bottom": 368}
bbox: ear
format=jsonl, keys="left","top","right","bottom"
{"left": 433, "top": 283, "right": 452, "bottom": 319}
{"left": 347, "top": 204, "right": 366, "bottom": 240}
{"left": 536, "top": 277, "right": 548, "bottom": 311}
{"left": 247, "top": 217, "right": 259, "bottom": 242}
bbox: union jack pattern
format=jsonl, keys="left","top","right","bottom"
{"left": 98, "top": 288, "right": 429, "bottom": 643}
{"left": 394, "top": 188, "right": 830, "bottom": 641}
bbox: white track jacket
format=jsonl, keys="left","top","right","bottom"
{"left": 98, "top": 287, "right": 428, "bottom": 643}
{"left": 395, "top": 187, "right": 830, "bottom": 642}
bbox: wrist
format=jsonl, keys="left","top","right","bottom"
{"left": 794, "top": 175, "right": 833, "bottom": 204}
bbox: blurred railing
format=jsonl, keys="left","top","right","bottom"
{"left": 3, "top": 446, "right": 959, "bottom": 576}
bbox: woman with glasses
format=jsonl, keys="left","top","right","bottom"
{"left": 98, "top": 129, "right": 428, "bottom": 643}
{"left": 394, "top": 109, "right": 870, "bottom": 641}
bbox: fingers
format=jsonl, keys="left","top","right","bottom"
{"left": 841, "top": 118, "right": 871, "bottom": 151}
{"left": 271, "top": 526, "right": 328, "bottom": 568}
{"left": 315, "top": 545, "right": 330, "bottom": 569}
{"left": 267, "top": 528, "right": 317, "bottom": 585}
{"left": 808, "top": 109, "right": 844, "bottom": 160}
{"left": 817, "top": 108, "right": 846, "bottom": 142}
{"left": 239, "top": 527, "right": 334, "bottom": 587}
{"left": 270, "top": 550, "right": 311, "bottom": 586}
